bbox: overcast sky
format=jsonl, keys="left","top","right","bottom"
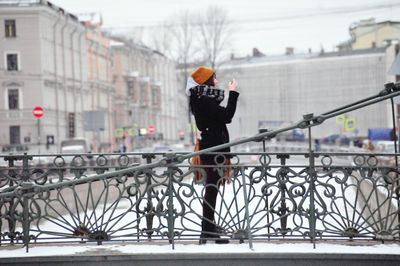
{"left": 51, "top": 0, "right": 400, "bottom": 56}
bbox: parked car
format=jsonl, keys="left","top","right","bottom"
{"left": 322, "top": 134, "right": 351, "bottom": 146}
{"left": 273, "top": 129, "right": 305, "bottom": 142}
{"left": 1, "top": 144, "right": 29, "bottom": 154}
{"left": 60, "top": 145, "right": 87, "bottom": 165}
{"left": 60, "top": 138, "right": 89, "bottom": 153}
{"left": 153, "top": 145, "right": 173, "bottom": 153}
{"left": 375, "top": 141, "right": 396, "bottom": 153}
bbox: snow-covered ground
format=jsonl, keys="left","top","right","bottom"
{"left": 0, "top": 242, "right": 399, "bottom": 258}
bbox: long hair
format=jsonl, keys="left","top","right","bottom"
{"left": 203, "top": 74, "right": 216, "bottom": 87}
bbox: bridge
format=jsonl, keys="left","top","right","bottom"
{"left": 1, "top": 83, "right": 400, "bottom": 265}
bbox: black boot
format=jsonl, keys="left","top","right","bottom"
{"left": 199, "top": 233, "right": 208, "bottom": 244}
{"left": 199, "top": 221, "right": 229, "bottom": 244}
{"left": 199, "top": 232, "right": 229, "bottom": 244}
{"left": 212, "top": 224, "right": 229, "bottom": 244}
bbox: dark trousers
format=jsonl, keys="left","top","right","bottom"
{"left": 201, "top": 164, "right": 221, "bottom": 235}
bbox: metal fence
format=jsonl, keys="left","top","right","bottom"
{"left": 1, "top": 82, "right": 400, "bottom": 251}
{"left": 0, "top": 151, "right": 399, "bottom": 251}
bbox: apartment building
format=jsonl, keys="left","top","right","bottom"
{"left": 219, "top": 46, "right": 397, "bottom": 141}
{"left": 83, "top": 20, "right": 115, "bottom": 152}
{"left": 0, "top": 0, "right": 87, "bottom": 153}
{"left": 111, "top": 37, "right": 184, "bottom": 150}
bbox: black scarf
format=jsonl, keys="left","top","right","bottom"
{"left": 190, "top": 85, "right": 225, "bottom": 103}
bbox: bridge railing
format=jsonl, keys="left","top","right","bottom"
{"left": 1, "top": 82, "right": 400, "bottom": 251}
{"left": 0, "top": 151, "right": 399, "bottom": 251}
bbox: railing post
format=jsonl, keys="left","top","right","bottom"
{"left": 167, "top": 164, "right": 175, "bottom": 249}
{"left": 22, "top": 153, "right": 31, "bottom": 182}
{"left": 276, "top": 154, "right": 289, "bottom": 236}
{"left": 4, "top": 156, "right": 16, "bottom": 244}
{"left": 22, "top": 153, "right": 32, "bottom": 253}
{"left": 262, "top": 138, "right": 271, "bottom": 238}
{"left": 240, "top": 166, "right": 253, "bottom": 249}
{"left": 259, "top": 128, "right": 274, "bottom": 239}
{"left": 308, "top": 127, "right": 317, "bottom": 249}
{"left": 141, "top": 153, "right": 156, "bottom": 241}
{"left": 389, "top": 97, "right": 400, "bottom": 237}
{"left": 22, "top": 194, "right": 29, "bottom": 252}
{"left": 21, "top": 153, "right": 32, "bottom": 252}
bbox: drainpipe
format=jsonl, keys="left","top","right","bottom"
{"left": 69, "top": 22, "right": 78, "bottom": 137}
{"left": 60, "top": 15, "right": 69, "bottom": 140}
{"left": 94, "top": 38, "right": 101, "bottom": 151}
{"left": 52, "top": 12, "right": 61, "bottom": 149}
{"left": 86, "top": 31, "right": 100, "bottom": 152}
{"left": 78, "top": 28, "right": 87, "bottom": 140}
{"left": 106, "top": 45, "right": 114, "bottom": 151}
{"left": 88, "top": 40, "right": 96, "bottom": 151}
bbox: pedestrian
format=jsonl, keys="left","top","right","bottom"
{"left": 186, "top": 66, "right": 239, "bottom": 244}
{"left": 367, "top": 140, "right": 375, "bottom": 151}
{"left": 314, "top": 139, "right": 321, "bottom": 152}
{"left": 118, "top": 143, "right": 126, "bottom": 153}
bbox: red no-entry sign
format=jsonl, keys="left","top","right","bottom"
{"left": 32, "top": 106, "right": 44, "bottom": 119}
{"left": 148, "top": 125, "right": 155, "bottom": 134}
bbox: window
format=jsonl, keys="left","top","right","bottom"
{"left": 6, "top": 53, "right": 19, "bottom": 71}
{"left": 68, "top": 112, "right": 75, "bottom": 138}
{"left": 5, "top": 20, "right": 16, "bottom": 38}
{"left": 8, "top": 89, "right": 19, "bottom": 110}
{"left": 151, "top": 86, "right": 160, "bottom": 106}
{"left": 9, "top": 126, "right": 20, "bottom": 145}
{"left": 127, "top": 79, "right": 135, "bottom": 97}
{"left": 140, "top": 82, "right": 148, "bottom": 105}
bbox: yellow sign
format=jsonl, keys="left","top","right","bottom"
{"left": 115, "top": 127, "right": 124, "bottom": 138}
{"left": 345, "top": 118, "right": 356, "bottom": 131}
{"left": 127, "top": 127, "right": 135, "bottom": 136}
{"left": 336, "top": 115, "right": 345, "bottom": 126}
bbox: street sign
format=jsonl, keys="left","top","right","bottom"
{"left": 345, "top": 118, "right": 356, "bottom": 132}
{"left": 148, "top": 125, "right": 156, "bottom": 134}
{"left": 46, "top": 135, "right": 55, "bottom": 145}
{"left": 32, "top": 106, "right": 44, "bottom": 118}
{"left": 336, "top": 114, "right": 345, "bottom": 126}
{"left": 139, "top": 128, "right": 147, "bottom": 136}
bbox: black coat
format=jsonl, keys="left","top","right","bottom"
{"left": 190, "top": 90, "right": 239, "bottom": 162}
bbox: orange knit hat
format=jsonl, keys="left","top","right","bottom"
{"left": 191, "top": 66, "right": 215, "bottom": 85}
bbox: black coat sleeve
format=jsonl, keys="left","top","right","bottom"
{"left": 201, "top": 91, "right": 239, "bottom": 124}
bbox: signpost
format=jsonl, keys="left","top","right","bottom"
{"left": 32, "top": 106, "right": 44, "bottom": 153}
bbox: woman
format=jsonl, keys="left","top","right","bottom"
{"left": 186, "top": 66, "right": 239, "bottom": 244}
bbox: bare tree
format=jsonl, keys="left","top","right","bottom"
{"left": 125, "top": 26, "right": 146, "bottom": 46}
{"left": 168, "top": 11, "right": 198, "bottom": 144}
{"left": 150, "top": 6, "right": 233, "bottom": 70}
{"left": 150, "top": 11, "right": 197, "bottom": 67}
{"left": 150, "top": 22, "right": 174, "bottom": 59}
{"left": 148, "top": 7, "right": 234, "bottom": 144}
{"left": 171, "top": 11, "right": 197, "bottom": 68}
{"left": 197, "top": 6, "right": 233, "bottom": 69}
{"left": 149, "top": 11, "right": 199, "bottom": 144}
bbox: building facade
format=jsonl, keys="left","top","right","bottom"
{"left": 83, "top": 20, "right": 115, "bottom": 152}
{"left": 111, "top": 37, "right": 184, "bottom": 150}
{"left": 0, "top": 0, "right": 87, "bottom": 153}
{"left": 218, "top": 46, "right": 397, "bottom": 141}
{"left": 338, "top": 19, "right": 400, "bottom": 51}
{"left": 0, "top": 1, "right": 187, "bottom": 154}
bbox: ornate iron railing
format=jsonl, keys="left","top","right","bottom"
{"left": 1, "top": 83, "right": 400, "bottom": 252}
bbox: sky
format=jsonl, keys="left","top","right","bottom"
{"left": 51, "top": 0, "right": 400, "bottom": 56}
